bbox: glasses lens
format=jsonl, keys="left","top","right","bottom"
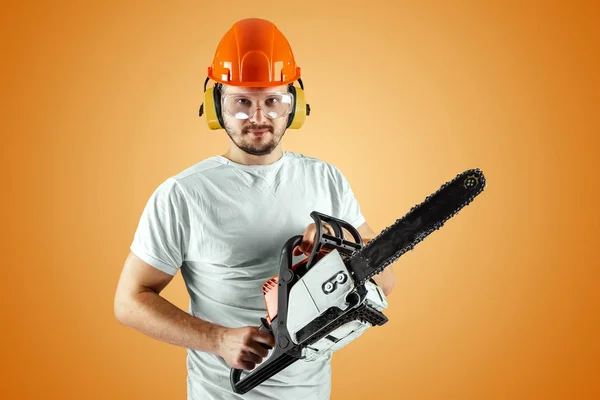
{"left": 223, "top": 93, "right": 293, "bottom": 120}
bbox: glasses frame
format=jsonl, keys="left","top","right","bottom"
{"left": 221, "top": 91, "right": 295, "bottom": 120}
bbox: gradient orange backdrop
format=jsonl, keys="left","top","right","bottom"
{"left": 2, "top": 1, "right": 599, "bottom": 399}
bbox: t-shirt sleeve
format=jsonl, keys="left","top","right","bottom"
{"left": 333, "top": 166, "right": 366, "bottom": 229}
{"left": 130, "top": 177, "right": 191, "bottom": 276}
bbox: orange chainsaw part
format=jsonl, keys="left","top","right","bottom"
{"left": 262, "top": 248, "right": 333, "bottom": 325}
{"left": 207, "top": 18, "right": 301, "bottom": 87}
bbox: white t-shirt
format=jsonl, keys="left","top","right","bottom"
{"left": 130, "top": 151, "right": 366, "bottom": 400}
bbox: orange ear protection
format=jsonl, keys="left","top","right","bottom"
{"left": 198, "top": 78, "right": 311, "bottom": 130}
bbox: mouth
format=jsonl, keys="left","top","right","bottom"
{"left": 246, "top": 129, "right": 271, "bottom": 138}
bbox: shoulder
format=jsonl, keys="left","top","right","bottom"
{"left": 141, "top": 156, "right": 228, "bottom": 205}
{"left": 284, "top": 151, "right": 343, "bottom": 181}
{"left": 173, "top": 156, "right": 227, "bottom": 180}
{"left": 163, "top": 155, "right": 231, "bottom": 191}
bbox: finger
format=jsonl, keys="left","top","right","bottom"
{"left": 247, "top": 341, "right": 270, "bottom": 359}
{"left": 236, "top": 357, "right": 257, "bottom": 370}
{"left": 293, "top": 241, "right": 310, "bottom": 256}
{"left": 250, "top": 335, "right": 273, "bottom": 356}
{"left": 299, "top": 232, "right": 316, "bottom": 255}
{"left": 294, "top": 243, "right": 312, "bottom": 256}
{"left": 292, "top": 245, "right": 302, "bottom": 256}
{"left": 321, "top": 223, "right": 334, "bottom": 236}
{"left": 302, "top": 224, "right": 316, "bottom": 242}
{"left": 255, "top": 330, "right": 276, "bottom": 348}
{"left": 302, "top": 241, "right": 314, "bottom": 256}
{"left": 240, "top": 361, "right": 256, "bottom": 371}
{"left": 293, "top": 224, "right": 318, "bottom": 256}
{"left": 241, "top": 349, "right": 264, "bottom": 365}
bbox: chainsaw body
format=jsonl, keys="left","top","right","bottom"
{"left": 272, "top": 246, "right": 388, "bottom": 361}
{"left": 230, "top": 212, "right": 389, "bottom": 395}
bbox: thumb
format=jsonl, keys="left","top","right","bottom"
{"left": 293, "top": 245, "right": 305, "bottom": 256}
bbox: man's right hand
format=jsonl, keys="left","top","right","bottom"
{"left": 217, "top": 326, "right": 276, "bottom": 370}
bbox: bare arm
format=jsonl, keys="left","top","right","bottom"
{"left": 113, "top": 251, "right": 225, "bottom": 355}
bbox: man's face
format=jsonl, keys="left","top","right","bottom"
{"left": 220, "top": 84, "right": 290, "bottom": 156}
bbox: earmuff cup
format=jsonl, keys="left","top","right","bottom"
{"left": 286, "top": 84, "right": 308, "bottom": 130}
{"left": 202, "top": 84, "right": 224, "bottom": 130}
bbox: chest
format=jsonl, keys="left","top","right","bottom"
{"left": 184, "top": 172, "right": 340, "bottom": 266}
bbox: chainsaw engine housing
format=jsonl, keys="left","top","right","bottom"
{"left": 286, "top": 249, "right": 388, "bottom": 361}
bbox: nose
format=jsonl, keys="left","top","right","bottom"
{"left": 249, "top": 106, "right": 267, "bottom": 124}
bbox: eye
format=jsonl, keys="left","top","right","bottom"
{"left": 236, "top": 98, "right": 251, "bottom": 105}
{"left": 265, "top": 97, "right": 279, "bottom": 106}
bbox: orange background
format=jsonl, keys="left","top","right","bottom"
{"left": 2, "top": 1, "right": 599, "bottom": 399}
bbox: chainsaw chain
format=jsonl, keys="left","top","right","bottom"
{"left": 347, "top": 168, "right": 486, "bottom": 287}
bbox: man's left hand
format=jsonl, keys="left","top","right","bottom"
{"left": 292, "top": 223, "right": 334, "bottom": 257}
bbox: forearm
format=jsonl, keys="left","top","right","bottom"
{"left": 371, "top": 267, "right": 396, "bottom": 295}
{"left": 115, "top": 289, "right": 224, "bottom": 355}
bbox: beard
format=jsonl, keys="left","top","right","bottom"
{"left": 223, "top": 121, "right": 286, "bottom": 156}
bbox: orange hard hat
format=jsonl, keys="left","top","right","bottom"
{"left": 207, "top": 18, "right": 301, "bottom": 87}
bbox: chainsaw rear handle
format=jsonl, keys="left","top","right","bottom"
{"left": 229, "top": 319, "right": 275, "bottom": 393}
{"left": 230, "top": 235, "right": 304, "bottom": 395}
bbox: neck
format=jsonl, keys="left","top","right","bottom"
{"left": 222, "top": 145, "right": 284, "bottom": 166}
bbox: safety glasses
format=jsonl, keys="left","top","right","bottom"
{"left": 221, "top": 92, "right": 294, "bottom": 120}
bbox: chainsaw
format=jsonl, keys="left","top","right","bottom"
{"left": 230, "top": 168, "right": 486, "bottom": 395}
